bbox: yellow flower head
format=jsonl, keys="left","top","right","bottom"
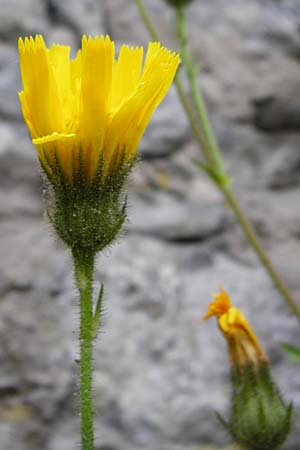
{"left": 203, "top": 289, "right": 267, "bottom": 369}
{"left": 18, "top": 35, "right": 180, "bottom": 183}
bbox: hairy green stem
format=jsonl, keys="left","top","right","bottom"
{"left": 135, "top": 0, "right": 300, "bottom": 319}
{"left": 73, "top": 249, "right": 95, "bottom": 450}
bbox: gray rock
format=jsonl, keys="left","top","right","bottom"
{"left": 103, "top": 0, "right": 173, "bottom": 46}
{"left": 0, "top": 123, "right": 42, "bottom": 219}
{"left": 0, "top": 0, "right": 300, "bottom": 449}
{"left": 45, "top": 235, "right": 300, "bottom": 450}
{"left": 253, "top": 95, "right": 300, "bottom": 132}
{"left": 265, "top": 145, "right": 300, "bottom": 190}
{"left": 0, "top": 0, "right": 48, "bottom": 40}
{"left": 45, "top": 26, "right": 78, "bottom": 50}
{"left": 139, "top": 87, "right": 190, "bottom": 158}
{"left": 0, "top": 44, "right": 23, "bottom": 120}
{"left": 47, "top": 0, "right": 105, "bottom": 37}
{"left": 0, "top": 219, "right": 75, "bottom": 448}
{"left": 129, "top": 190, "right": 226, "bottom": 241}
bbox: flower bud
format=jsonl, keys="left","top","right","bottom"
{"left": 47, "top": 157, "right": 129, "bottom": 254}
{"left": 204, "top": 289, "right": 293, "bottom": 450}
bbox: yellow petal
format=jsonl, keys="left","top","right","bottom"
{"left": 18, "top": 36, "right": 50, "bottom": 138}
{"left": 48, "top": 44, "right": 79, "bottom": 133}
{"left": 104, "top": 42, "right": 180, "bottom": 167}
{"left": 80, "top": 35, "right": 115, "bottom": 179}
{"left": 18, "top": 35, "right": 180, "bottom": 184}
{"left": 204, "top": 290, "right": 267, "bottom": 368}
{"left": 18, "top": 36, "right": 64, "bottom": 138}
{"left": 111, "top": 45, "right": 143, "bottom": 111}
{"left": 203, "top": 288, "right": 231, "bottom": 320}
{"left": 33, "top": 132, "right": 76, "bottom": 145}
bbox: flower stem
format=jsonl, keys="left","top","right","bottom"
{"left": 135, "top": 0, "right": 160, "bottom": 41}
{"left": 175, "top": 3, "right": 225, "bottom": 174}
{"left": 135, "top": 0, "right": 300, "bottom": 319}
{"left": 134, "top": 0, "right": 209, "bottom": 157}
{"left": 222, "top": 187, "right": 300, "bottom": 319}
{"left": 73, "top": 249, "right": 95, "bottom": 450}
{"left": 175, "top": 4, "right": 300, "bottom": 319}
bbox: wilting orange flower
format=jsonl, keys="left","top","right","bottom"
{"left": 18, "top": 35, "right": 180, "bottom": 183}
{"left": 203, "top": 289, "right": 267, "bottom": 369}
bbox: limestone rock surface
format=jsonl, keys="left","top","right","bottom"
{"left": 0, "top": 1, "right": 300, "bottom": 450}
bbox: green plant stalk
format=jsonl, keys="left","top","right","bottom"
{"left": 135, "top": 0, "right": 210, "bottom": 161}
{"left": 223, "top": 187, "right": 300, "bottom": 319}
{"left": 73, "top": 249, "right": 95, "bottom": 450}
{"left": 174, "top": 77, "right": 212, "bottom": 160}
{"left": 176, "top": 3, "right": 225, "bottom": 174}
{"left": 176, "top": 4, "right": 300, "bottom": 319}
{"left": 135, "top": 0, "right": 300, "bottom": 319}
{"left": 135, "top": 0, "right": 160, "bottom": 41}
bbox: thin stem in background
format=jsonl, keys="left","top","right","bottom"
{"left": 135, "top": 0, "right": 211, "bottom": 160}
{"left": 134, "top": 0, "right": 300, "bottom": 319}
{"left": 223, "top": 187, "right": 300, "bottom": 319}
{"left": 176, "top": 3, "right": 225, "bottom": 174}
{"left": 73, "top": 250, "right": 95, "bottom": 450}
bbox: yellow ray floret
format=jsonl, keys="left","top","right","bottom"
{"left": 203, "top": 289, "right": 267, "bottom": 369}
{"left": 18, "top": 34, "right": 180, "bottom": 183}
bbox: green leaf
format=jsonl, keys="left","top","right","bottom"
{"left": 92, "top": 283, "right": 104, "bottom": 340}
{"left": 280, "top": 343, "right": 300, "bottom": 363}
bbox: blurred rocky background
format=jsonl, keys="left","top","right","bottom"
{"left": 0, "top": 0, "right": 300, "bottom": 449}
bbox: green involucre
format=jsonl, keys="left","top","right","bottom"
{"left": 219, "top": 362, "right": 292, "bottom": 450}
{"left": 40, "top": 148, "right": 133, "bottom": 255}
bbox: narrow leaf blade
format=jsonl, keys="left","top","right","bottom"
{"left": 280, "top": 343, "right": 300, "bottom": 363}
{"left": 92, "top": 283, "right": 104, "bottom": 340}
